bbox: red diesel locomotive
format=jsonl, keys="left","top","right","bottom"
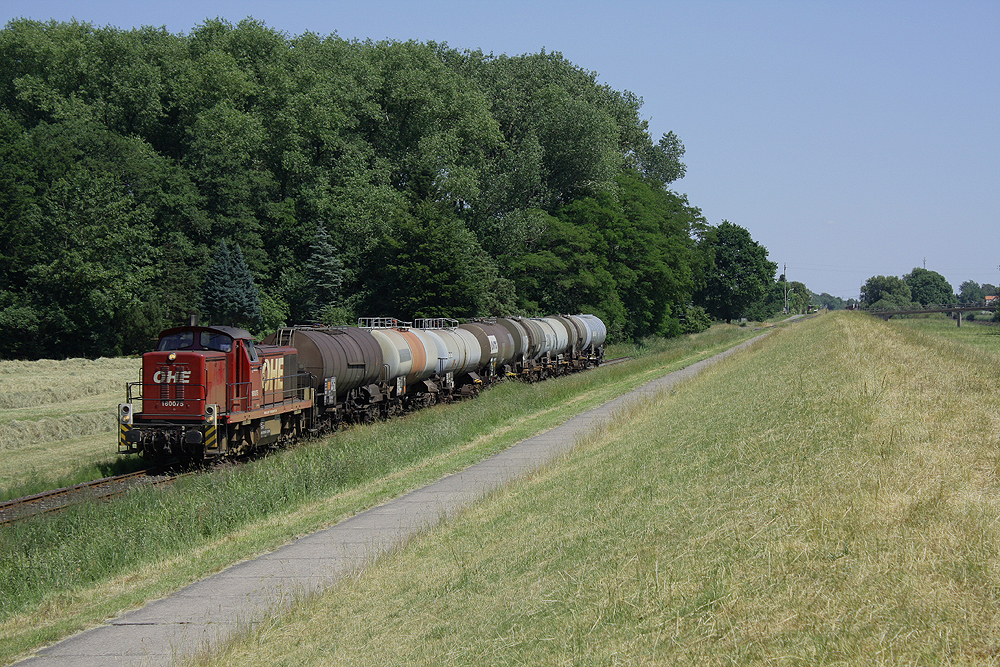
{"left": 118, "top": 325, "right": 314, "bottom": 459}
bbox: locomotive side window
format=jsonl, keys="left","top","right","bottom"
{"left": 157, "top": 331, "right": 194, "bottom": 350}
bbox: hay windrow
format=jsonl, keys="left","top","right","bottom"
{"left": 0, "top": 358, "right": 138, "bottom": 410}
{"left": 0, "top": 412, "right": 117, "bottom": 449}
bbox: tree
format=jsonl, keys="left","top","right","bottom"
{"left": 692, "top": 221, "right": 777, "bottom": 323}
{"left": 787, "top": 281, "right": 811, "bottom": 314}
{"left": 637, "top": 131, "right": 687, "bottom": 187}
{"left": 958, "top": 280, "right": 985, "bottom": 305}
{"left": 360, "top": 203, "right": 515, "bottom": 320}
{"left": 813, "top": 292, "right": 847, "bottom": 310}
{"left": 744, "top": 280, "right": 784, "bottom": 322}
{"left": 200, "top": 241, "right": 263, "bottom": 329}
{"left": 860, "top": 275, "right": 913, "bottom": 310}
{"left": 303, "top": 222, "right": 346, "bottom": 320}
{"left": 453, "top": 47, "right": 657, "bottom": 224}
{"left": 902, "top": 267, "right": 955, "bottom": 306}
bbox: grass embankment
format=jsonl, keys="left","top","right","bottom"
{"left": 196, "top": 312, "right": 1000, "bottom": 666}
{"left": 0, "top": 357, "right": 142, "bottom": 500}
{"left": 0, "top": 324, "right": 757, "bottom": 666}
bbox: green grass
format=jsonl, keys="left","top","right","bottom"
{"left": 192, "top": 311, "right": 1000, "bottom": 666}
{"left": 890, "top": 312, "right": 1000, "bottom": 355}
{"left": 0, "top": 323, "right": 757, "bottom": 666}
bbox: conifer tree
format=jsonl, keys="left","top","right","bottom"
{"left": 305, "top": 223, "right": 345, "bottom": 320}
{"left": 200, "top": 240, "right": 262, "bottom": 329}
{"left": 229, "top": 244, "right": 263, "bottom": 329}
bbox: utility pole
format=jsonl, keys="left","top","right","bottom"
{"left": 783, "top": 263, "right": 788, "bottom": 314}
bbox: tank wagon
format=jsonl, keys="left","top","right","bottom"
{"left": 119, "top": 314, "right": 605, "bottom": 461}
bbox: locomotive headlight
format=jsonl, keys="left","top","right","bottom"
{"left": 205, "top": 404, "right": 218, "bottom": 425}
{"left": 119, "top": 403, "right": 134, "bottom": 425}
{"left": 168, "top": 352, "right": 177, "bottom": 362}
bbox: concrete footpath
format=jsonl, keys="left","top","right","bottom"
{"left": 14, "top": 333, "right": 768, "bottom": 666}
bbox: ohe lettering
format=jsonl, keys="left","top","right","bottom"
{"left": 154, "top": 370, "right": 192, "bottom": 384}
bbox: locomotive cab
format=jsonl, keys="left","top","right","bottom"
{"left": 120, "top": 325, "right": 313, "bottom": 461}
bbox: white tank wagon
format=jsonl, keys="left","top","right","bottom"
{"left": 359, "top": 319, "right": 439, "bottom": 411}
{"left": 567, "top": 314, "right": 607, "bottom": 352}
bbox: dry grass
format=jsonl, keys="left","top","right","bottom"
{"left": 0, "top": 357, "right": 138, "bottom": 411}
{"left": 0, "top": 357, "right": 138, "bottom": 495}
{"left": 198, "top": 312, "right": 1000, "bottom": 666}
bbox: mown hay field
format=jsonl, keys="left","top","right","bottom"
{"left": 197, "top": 312, "right": 1000, "bottom": 666}
{"left": 0, "top": 357, "right": 139, "bottom": 496}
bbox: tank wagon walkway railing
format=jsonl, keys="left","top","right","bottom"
{"left": 864, "top": 302, "right": 998, "bottom": 326}
{"left": 13, "top": 332, "right": 772, "bottom": 667}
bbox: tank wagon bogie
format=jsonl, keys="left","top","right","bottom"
{"left": 119, "top": 314, "right": 606, "bottom": 462}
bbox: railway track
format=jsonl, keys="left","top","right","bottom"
{"left": 0, "top": 469, "right": 186, "bottom": 526}
{"left": 3, "top": 357, "right": 623, "bottom": 528}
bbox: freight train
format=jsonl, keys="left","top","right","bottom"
{"left": 118, "top": 315, "right": 606, "bottom": 461}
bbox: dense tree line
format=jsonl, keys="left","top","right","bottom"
{"left": 811, "top": 292, "right": 857, "bottom": 311}
{"left": 859, "top": 268, "right": 979, "bottom": 310}
{"left": 0, "top": 18, "right": 780, "bottom": 359}
{"left": 957, "top": 280, "right": 998, "bottom": 305}
{"left": 859, "top": 270, "right": 1000, "bottom": 321}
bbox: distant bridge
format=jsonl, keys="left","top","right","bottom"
{"left": 865, "top": 303, "right": 997, "bottom": 326}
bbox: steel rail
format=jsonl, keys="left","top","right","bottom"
{"left": 0, "top": 469, "right": 185, "bottom": 526}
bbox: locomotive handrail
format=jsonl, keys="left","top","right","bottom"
{"left": 414, "top": 318, "right": 459, "bottom": 329}
{"left": 229, "top": 372, "right": 313, "bottom": 415}
{"left": 358, "top": 317, "right": 412, "bottom": 329}
{"left": 125, "top": 381, "right": 209, "bottom": 403}
{"left": 125, "top": 380, "right": 142, "bottom": 404}
{"left": 125, "top": 380, "right": 210, "bottom": 420}
{"left": 275, "top": 327, "right": 295, "bottom": 347}
{"left": 260, "top": 371, "right": 313, "bottom": 405}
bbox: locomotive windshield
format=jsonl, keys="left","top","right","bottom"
{"left": 157, "top": 330, "right": 234, "bottom": 353}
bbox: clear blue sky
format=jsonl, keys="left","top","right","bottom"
{"left": 4, "top": 0, "right": 998, "bottom": 300}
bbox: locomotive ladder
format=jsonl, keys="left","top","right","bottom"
{"left": 275, "top": 327, "right": 295, "bottom": 347}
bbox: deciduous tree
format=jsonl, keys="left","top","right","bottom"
{"left": 860, "top": 275, "right": 913, "bottom": 310}
{"left": 958, "top": 280, "right": 985, "bottom": 305}
{"left": 693, "top": 221, "right": 777, "bottom": 323}
{"left": 903, "top": 267, "right": 955, "bottom": 306}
